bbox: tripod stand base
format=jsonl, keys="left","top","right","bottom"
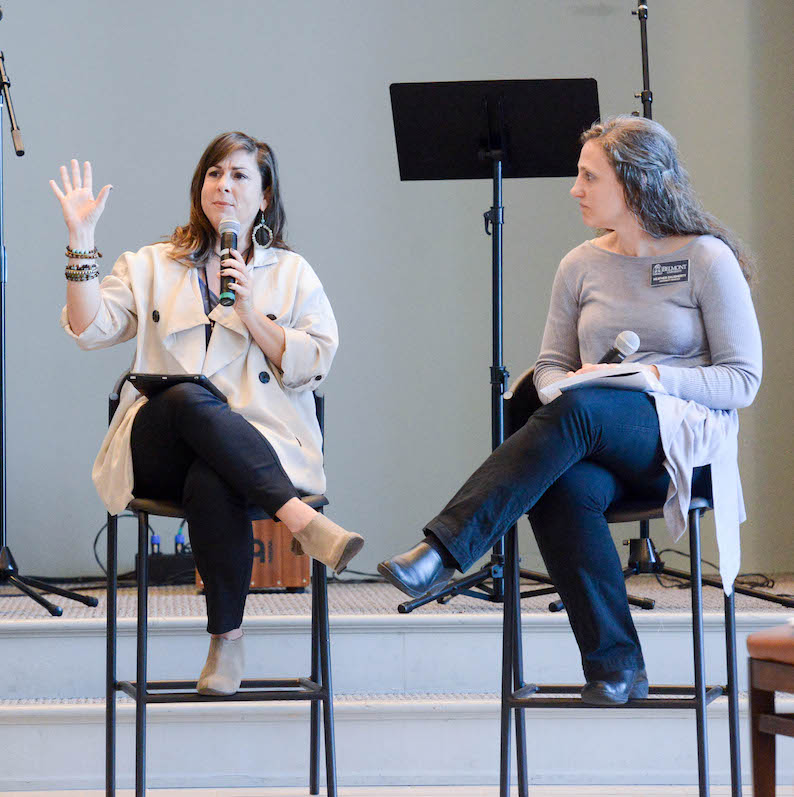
{"left": 397, "top": 561, "right": 563, "bottom": 614}
{"left": 398, "top": 559, "right": 506, "bottom": 613}
{"left": 0, "top": 546, "right": 99, "bottom": 616}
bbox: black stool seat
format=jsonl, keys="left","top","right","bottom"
{"left": 128, "top": 494, "right": 329, "bottom": 519}
{"left": 605, "top": 495, "right": 711, "bottom": 524}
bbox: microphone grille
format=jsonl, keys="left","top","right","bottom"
{"left": 219, "top": 217, "right": 240, "bottom": 235}
{"left": 615, "top": 330, "right": 640, "bottom": 356}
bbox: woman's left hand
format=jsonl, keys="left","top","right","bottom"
{"left": 222, "top": 249, "right": 255, "bottom": 318}
{"left": 566, "top": 362, "right": 618, "bottom": 377}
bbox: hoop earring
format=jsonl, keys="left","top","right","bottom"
{"left": 252, "top": 213, "right": 274, "bottom": 249}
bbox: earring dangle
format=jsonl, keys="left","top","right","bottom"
{"left": 252, "top": 213, "right": 274, "bottom": 249}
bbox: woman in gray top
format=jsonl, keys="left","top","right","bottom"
{"left": 378, "top": 116, "right": 762, "bottom": 705}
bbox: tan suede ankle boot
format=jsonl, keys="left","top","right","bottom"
{"left": 291, "top": 515, "right": 364, "bottom": 574}
{"left": 197, "top": 635, "right": 245, "bottom": 696}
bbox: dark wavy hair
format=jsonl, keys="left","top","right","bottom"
{"left": 170, "top": 131, "right": 290, "bottom": 264}
{"left": 582, "top": 116, "right": 755, "bottom": 285}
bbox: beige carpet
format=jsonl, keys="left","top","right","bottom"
{"left": 0, "top": 574, "right": 792, "bottom": 622}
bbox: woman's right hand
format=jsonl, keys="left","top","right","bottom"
{"left": 49, "top": 159, "right": 112, "bottom": 238}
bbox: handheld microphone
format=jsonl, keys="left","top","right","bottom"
{"left": 218, "top": 217, "right": 240, "bottom": 307}
{"left": 598, "top": 330, "right": 640, "bottom": 364}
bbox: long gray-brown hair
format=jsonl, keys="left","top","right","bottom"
{"left": 582, "top": 116, "right": 755, "bottom": 285}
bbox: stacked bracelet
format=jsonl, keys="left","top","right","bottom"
{"left": 65, "top": 265, "right": 99, "bottom": 282}
{"left": 65, "top": 245, "right": 102, "bottom": 259}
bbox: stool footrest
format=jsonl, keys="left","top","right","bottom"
{"left": 116, "top": 678, "right": 325, "bottom": 703}
{"left": 509, "top": 683, "right": 724, "bottom": 708}
{"left": 759, "top": 712, "right": 794, "bottom": 738}
{"left": 518, "top": 586, "right": 559, "bottom": 599}
{"left": 514, "top": 684, "right": 540, "bottom": 699}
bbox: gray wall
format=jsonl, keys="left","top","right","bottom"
{"left": 2, "top": 0, "right": 791, "bottom": 580}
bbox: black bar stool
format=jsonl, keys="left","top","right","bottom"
{"left": 104, "top": 373, "right": 337, "bottom": 796}
{"left": 499, "top": 371, "right": 742, "bottom": 797}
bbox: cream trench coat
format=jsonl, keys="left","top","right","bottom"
{"left": 61, "top": 242, "right": 338, "bottom": 515}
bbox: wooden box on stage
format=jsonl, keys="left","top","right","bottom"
{"left": 195, "top": 518, "right": 310, "bottom": 592}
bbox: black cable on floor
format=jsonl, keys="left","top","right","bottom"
{"left": 653, "top": 547, "right": 794, "bottom": 596}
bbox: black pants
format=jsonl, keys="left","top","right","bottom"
{"left": 426, "top": 388, "right": 673, "bottom": 679}
{"left": 130, "top": 383, "right": 299, "bottom": 634}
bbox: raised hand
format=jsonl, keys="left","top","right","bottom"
{"left": 49, "top": 159, "right": 112, "bottom": 237}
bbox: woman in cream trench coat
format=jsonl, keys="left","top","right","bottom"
{"left": 66, "top": 241, "right": 336, "bottom": 512}
{"left": 53, "top": 131, "right": 364, "bottom": 696}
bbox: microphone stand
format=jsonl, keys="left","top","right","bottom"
{"left": 0, "top": 38, "right": 97, "bottom": 615}
{"left": 633, "top": 2, "right": 653, "bottom": 119}
{"left": 605, "top": 0, "right": 794, "bottom": 612}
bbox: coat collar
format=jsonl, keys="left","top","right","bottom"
{"left": 252, "top": 244, "right": 279, "bottom": 269}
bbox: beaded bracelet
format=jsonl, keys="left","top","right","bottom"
{"left": 65, "top": 266, "right": 99, "bottom": 282}
{"left": 65, "top": 245, "right": 102, "bottom": 259}
{"left": 65, "top": 264, "right": 98, "bottom": 275}
{"left": 65, "top": 262, "right": 99, "bottom": 273}
{"left": 65, "top": 270, "right": 99, "bottom": 282}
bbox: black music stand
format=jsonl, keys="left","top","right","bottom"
{"left": 389, "top": 79, "right": 599, "bottom": 612}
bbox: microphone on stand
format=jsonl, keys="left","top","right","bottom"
{"left": 598, "top": 330, "right": 640, "bottom": 364}
{"left": 218, "top": 217, "right": 240, "bottom": 307}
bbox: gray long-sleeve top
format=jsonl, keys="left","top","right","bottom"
{"left": 533, "top": 236, "right": 761, "bottom": 406}
{"left": 533, "top": 235, "right": 762, "bottom": 592}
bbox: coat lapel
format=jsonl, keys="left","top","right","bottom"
{"left": 202, "top": 304, "right": 250, "bottom": 378}
{"left": 156, "top": 266, "right": 208, "bottom": 374}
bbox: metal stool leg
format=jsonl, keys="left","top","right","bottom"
{"left": 724, "top": 590, "right": 742, "bottom": 796}
{"left": 499, "top": 526, "right": 516, "bottom": 797}
{"left": 106, "top": 514, "right": 118, "bottom": 797}
{"left": 510, "top": 526, "right": 529, "bottom": 797}
{"left": 316, "top": 561, "right": 337, "bottom": 797}
{"left": 136, "top": 512, "right": 149, "bottom": 797}
{"left": 310, "top": 564, "right": 321, "bottom": 795}
{"left": 689, "top": 509, "right": 710, "bottom": 797}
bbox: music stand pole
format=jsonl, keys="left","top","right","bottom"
{"left": 0, "top": 47, "right": 97, "bottom": 615}
{"left": 401, "top": 152, "right": 560, "bottom": 612}
{"left": 486, "top": 154, "right": 507, "bottom": 603}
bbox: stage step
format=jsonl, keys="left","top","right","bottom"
{"left": 0, "top": 611, "right": 788, "bottom": 700}
{"left": 2, "top": 692, "right": 793, "bottom": 790}
{"left": 2, "top": 580, "right": 792, "bottom": 789}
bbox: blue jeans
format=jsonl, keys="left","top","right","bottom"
{"left": 130, "top": 383, "right": 300, "bottom": 634}
{"left": 426, "top": 388, "right": 670, "bottom": 678}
